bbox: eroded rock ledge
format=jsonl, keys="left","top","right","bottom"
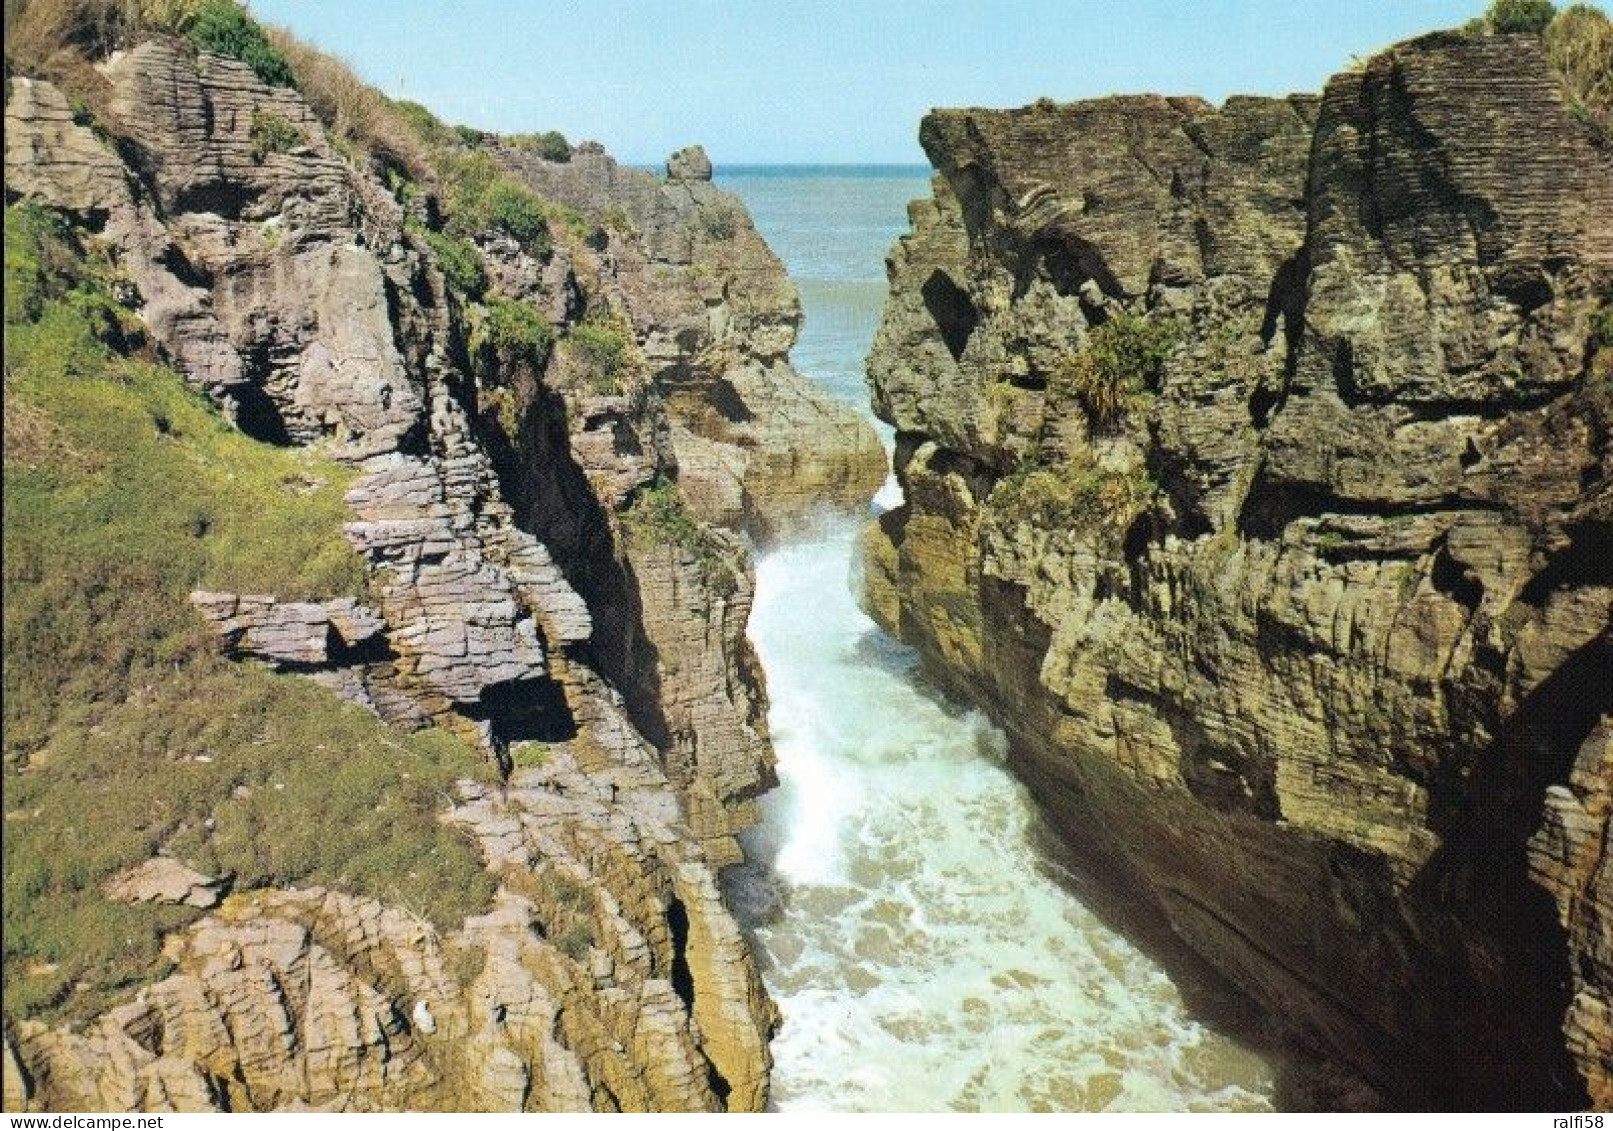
{"left": 496, "top": 140, "right": 887, "bottom": 541}
{"left": 863, "top": 29, "right": 1611, "bottom": 1109}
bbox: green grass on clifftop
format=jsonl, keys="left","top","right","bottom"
{"left": 2, "top": 203, "right": 494, "bottom": 1027}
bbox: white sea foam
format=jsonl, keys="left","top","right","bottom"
{"left": 735, "top": 526, "right": 1276, "bottom": 1112}
{"left": 720, "top": 167, "right": 1279, "bottom": 1112}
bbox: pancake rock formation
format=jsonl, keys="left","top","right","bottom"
{"left": 0, "top": 21, "right": 894, "bottom": 1108}
{"left": 863, "top": 29, "right": 1611, "bottom": 1109}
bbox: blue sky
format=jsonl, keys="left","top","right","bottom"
{"left": 251, "top": 1, "right": 1488, "bottom": 165}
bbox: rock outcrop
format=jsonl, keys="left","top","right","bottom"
{"left": 461, "top": 139, "right": 883, "bottom": 867}
{"left": 11, "top": 714, "right": 775, "bottom": 1112}
{"left": 1, "top": 32, "right": 813, "bottom": 1111}
{"left": 864, "top": 30, "right": 1611, "bottom": 1109}
{"left": 496, "top": 141, "right": 886, "bottom": 541}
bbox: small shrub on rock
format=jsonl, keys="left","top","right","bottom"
{"left": 988, "top": 450, "right": 1154, "bottom": 533}
{"left": 247, "top": 107, "right": 300, "bottom": 162}
{"left": 506, "top": 130, "right": 572, "bottom": 162}
{"left": 438, "top": 150, "right": 553, "bottom": 257}
{"left": 1488, "top": 0, "right": 1557, "bottom": 33}
{"left": 566, "top": 317, "right": 632, "bottom": 393}
{"left": 1049, "top": 311, "right": 1179, "bottom": 429}
{"left": 181, "top": 0, "right": 294, "bottom": 86}
{"left": 623, "top": 479, "right": 738, "bottom": 596}
{"left": 698, "top": 203, "right": 740, "bottom": 241}
{"left": 412, "top": 226, "right": 486, "bottom": 299}
{"left": 471, "top": 297, "right": 554, "bottom": 366}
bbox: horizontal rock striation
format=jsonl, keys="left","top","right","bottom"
{"left": 497, "top": 141, "right": 886, "bottom": 540}
{"left": 3, "top": 37, "right": 793, "bottom": 1111}
{"left": 864, "top": 30, "right": 1611, "bottom": 1109}
{"left": 8, "top": 709, "right": 774, "bottom": 1112}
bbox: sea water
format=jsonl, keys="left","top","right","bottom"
{"left": 716, "top": 166, "right": 1278, "bottom": 1113}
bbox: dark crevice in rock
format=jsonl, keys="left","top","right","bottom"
{"left": 326, "top": 628, "right": 393, "bottom": 667}
{"left": 1492, "top": 263, "right": 1554, "bottom": 315}
{"left": 666, "top": 896, "right": 696, "bottom": 1009}
{"left": 475, "top": 677, "right": 579, "bottom": 747}
{"left": 1400, "top": 835, "right": 1588, "bottom": 1109}
{"left": 704, "top": 377, "right": 754, "bottom": 424}
{"left": 1517, "top": 524, "right": 1613, "bottom": 606}
{"left": 169, "top": 180, "right": 257, "bottom": 221}
{"left": 481, "top": 375, "right": 680, "bottom": 769}
{"left": 705, "top": 1064, "right": 732, "bottom": 1104}
{"left": 227, "top": 383, "right": 293, "bottom": 445}
{"left": 1238, "top": 477, "right": 1505, "bottom": 540}
{"left": 156, "top": 242, "right": 212, "bottom": 289}
{"left": 1252, "top": 248, "right": 1308, "bottom": 428}
{"left": 1443, "top": 631, "right": 1612, "bottom": 843}
{"left": 919, "top": 269, "right": 978, "bottom": 362}
{"left": 1038, "top": 235, "right": 1122, "bottom": 301}
{"left": 1429, "top": 542, "right": 1484, "bottom": 612}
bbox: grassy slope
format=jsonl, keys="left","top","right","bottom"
{"left": 2, "top": 203, "right": 494, "bottom": 1027}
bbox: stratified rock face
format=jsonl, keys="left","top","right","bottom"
{"left": 9, "top": 712, "right": 776, "bottom": 1112}
{"left": 5, "top": 41, "right": 778, "bottom": 1111}
{"left": 865, "top": 30, "right": 1611, "bottom": 1108}
{"left": 497, "top": 142, "right": 886, "bottom": 540}
{"left": 472, "top": 141, "right": 881, "bottom": 866}
{"left": 6, "top": 54, "right": 581, "bottom": 747}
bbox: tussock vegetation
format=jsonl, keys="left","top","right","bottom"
{"left": 262, "top": 24, "right": 435, "bottom": 180}
{"left": 437, "top": 149, "right": 553, "bottom": 256}
{"left": 1049, "top": 311, "right": 1180, "bottom": 430}
{"left": 4, "top": 0, "right": 133, "bottom": 115}
{"left": 1487, "top": 0, "right": 1558, "bottom": 33}
{"left": 471, "top": 296, "right": 554, "bottom": 367}
{"left": 563, "top": 315, "right": 634, "bottom": 394}
{"left": 3, "top": 203, "right": 495, "bottom": 1026}
{"left": 4, "top": 0, "right": 140, "bottom": 70}
{"left": 415, "top": 225, "right": 486, "bottom": 298}
{"left": 504, "top": 129, "right": 572, "bottom": 162}
{"left": 1465, "top": 2, "right": 1611, "bottom": 133}
{"left": 988, "top": 450, "right": 1155, "bottom": 534}
{"left": 1544, "top": 4, "right": 1613, "bottom": 130}
{"left": 5, "top": 0, "right": 293, "bottom": 90}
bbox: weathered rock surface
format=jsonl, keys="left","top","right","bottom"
{"left": 865, "top": 30, "right": 1611, "bottom": 1108}
{"left": 11, "top": 702, "right": 773, "bottom": 1111}
{"left": 666, "top": 144, "right": 713, "bottom": 183}
{"left": 4, "top": 39, "right": 787, "bottom": 1112}
{"left": 496, "top": 142, "right": 886, "bottom": 540}
{"left": 104, "top": 859, "right": 228, "bottom": 910}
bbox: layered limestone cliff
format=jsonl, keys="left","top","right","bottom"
{"left": 864, "top": 30, "right": 1611, "bottom": 1109}
{"left": 496, "top": 140, "right": 886, "bottom": 541}
{"left": 460, "top": 139, "right": 883, "bottom": 867}
{"left": 0, "top": 25, "right": 872, "bottom": 1109}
